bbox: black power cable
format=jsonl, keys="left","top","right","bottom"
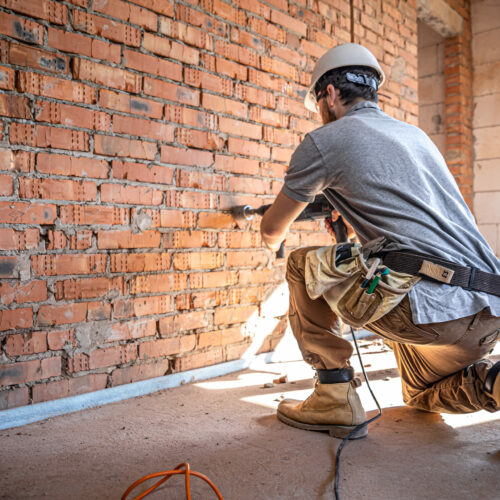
{"left": 333, "top": 327, "right": 383, "bottom": 500}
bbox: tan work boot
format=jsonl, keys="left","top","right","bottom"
{"left": 485, "top": 361, "right": 500, "bottom": 407}
{"left": 277, "top": 368, "right": 367, "bottom": 439}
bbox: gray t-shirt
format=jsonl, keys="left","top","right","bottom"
{"left": 283, "top": 101, "right": 500, "bottom": 324}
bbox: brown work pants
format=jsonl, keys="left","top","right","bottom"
{"left": 287, "top": 247, "right": 500, "bottom": 414}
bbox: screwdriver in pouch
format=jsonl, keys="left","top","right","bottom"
{"left": 361, "top": 258, "right": 380, "bottom": 288}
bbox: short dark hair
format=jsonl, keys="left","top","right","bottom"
{"left": 314, "top": 65, "right": 379, "bottom": 106}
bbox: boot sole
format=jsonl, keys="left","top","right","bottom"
{"left": 277, "top": 410, "right": 368, "bottom": 440}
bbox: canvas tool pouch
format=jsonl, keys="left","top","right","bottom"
{"left": 304, "top": 243, "right": 421, "bottom": 328}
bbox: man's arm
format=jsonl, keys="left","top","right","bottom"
{"left": 260, "top": 190, "right": 308, "bottom": 251}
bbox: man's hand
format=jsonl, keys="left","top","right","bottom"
{"left": 324, "top": 210, "right": 356, "bottom": 242}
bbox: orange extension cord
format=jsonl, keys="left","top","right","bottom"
{"left": 121, "top": 462, "right": 224, "bottom": 500}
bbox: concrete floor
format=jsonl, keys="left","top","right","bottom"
{"left": 1, "top": 338, "right": 499, "bottom": 500}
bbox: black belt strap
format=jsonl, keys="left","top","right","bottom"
{"left": 379, "top": 251, "right": 500, "bottom": 298}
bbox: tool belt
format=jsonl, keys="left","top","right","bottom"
{"left": 377, "top": 251, "right": 500, "bottom": 298}
{"left": 304, "top": 243, "right": 421, "bottom": 328}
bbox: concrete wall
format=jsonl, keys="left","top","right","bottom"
{"left": 418, "top": 21, "right": 446, "bottom": 156}
{"left": 472, "top": 0, "right": 500, "bottom": 256}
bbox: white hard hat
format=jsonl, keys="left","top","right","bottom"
{"left": 304, "top": 43, "right": 385, "bottom": 112}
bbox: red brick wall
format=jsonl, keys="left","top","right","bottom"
{"left": 444, "top": 0, "right": 473, "bottom": 208}
{"left": 0, "top": 0, "right": 440, "bottom": 409}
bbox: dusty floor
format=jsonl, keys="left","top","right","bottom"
{"left": 1, "top": 338, "right": 499, "bottom": 500}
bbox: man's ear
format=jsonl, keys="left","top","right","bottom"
{"left": 326, "top": 84, "right": 336, "bottom": 107}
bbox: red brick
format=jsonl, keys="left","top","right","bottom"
{"left": 47, "top": 27, "right": 92, "bottom": 56}
{"left": 1, "top": 0, "right": 67, "bottom": 24}
{"left": 17, "top": 72, "right": 96, "bottom": 103}
{"left": 129, "top": 273, "right": 187, "bottom": 295}
{"left": 97, "top": 229, "right": 161, "bottom": 249}
{"left": 100, "top": 89, "right": 163, "bottom": 119}
{"left": 124, "top": 48, "right": 182, "bottom": 80}
{"left": 198, "top": 326, "right": 244, "bottom": 348}
{"left": 107, "top": 319, "right": 156, "bottom": 342}
{"left": 60, "top": 205, "right": 128, "bottom": 225}
{"left": 143, "top": 76, "right": 200, "bottom": 106}
{"left": 55, "top": 276, "right": 125, "bottom": 300}
{"left": 5, "top": 331, "right": 47, "bottom": 356}
{"left": 35, "top": 101, "right": 111, "bottom": 132}
{"left": 260, "top": 161, "right": 286, "bottom": 178}
{"left": 0, "top": 356, "right": 61, "bottom": 387}
{"left": 0, "top": 11, "right": 44, "bottom": 44}
{"left": 247, "top": 67, "right": 284, "bottom": 92}
{"left": 67, "top": 352, "right": 89, "bottom": 373}
{"left": 110, "top": 252, "right": 170, "bottom": 273}
{"left": 226, "top": 250, "right": 268, "bottom": 267}
{"left": 177, "top": 4, "right": 226, "bottom": 35}
{"left": 228, "top": 137, "right": 270, "bottom": 159}
{"left": 0, "top": 64, "right": 14, "bottom": 90}
{"left": 160, "top": 18, "right": 213, "bottom": 51}
{"left": 164, "top": 231, "right": 216, "bottom": 249}
{"left": 159, "top": 209, "right": 196, "bottom": 228}
{"left": 159, "top": 311, "right": 209, "bottom": 335}
{"left": 218, "top": 117, "right": 262, "bottom": 139}
{"left": 0, "top": 386, "right": 29, "bottom": 409}
{"left": 0, "top": 227, "right": 39, "bottom": 250}
{"left": 9, "top": 42, "right": 69, "bottom": 74}
{"left": 189, "top": 290, "right": 228, "bottom": 309}
{"left": 68, "top": 231, "right": 92, "bottom": 250}
{"left": 47, "top": 230, "right": 68, "bottom": 250}
{"left": 173, "top": 252, "right": 223, "bottom": 271}
{"left": 176, "top": 170, "right": 225, "bottom": 191}
{"left": 0, "top": 94, "right": 30, "bottom": 118}
{"left": 215, "top": 56, "right": 248, "bottom": 80}
{"left": 160, "top": 145, "right": 213, "bottom": 167}
{"left": 31, "top": 254, "right": 106, "bottom": 277}
{"left": 36, "top": 153, "right": 108, "bottom": 179}
{"left": 0, "top": 173, "right": 13, "bottom": 195}
{"left": 87, "top": 301, "right": 111, "bottom": 321}
{"left": 175, "top": 348, "right": 224, "bottom": 372}
{"left": 206, "top": 0, "right": 246, "bottom": 24}
{"left": 184, "top": 68, "right": 232, "bottom": 95}
{"left": 176, "top": 128, "right": 225, "bottom": 151}
{"left": 94, "top": 135, "right": 157, "bottom": 160}
{"left": 113, "top": 115, "right": 174, "bottom": 142}
{"left": 261, "top": 56, "right": 299, "bottom": 80}
{"left": 72, "top": 10, "right": 140, "bottom": 46}
{"left": 0, "top": 280, "right": 46, "bottom": 305}
{"left": 37, "top": 303, "right": 87, "bottom": 326}
{"left": 72, "top": 58, "right": 141, "bottom": 93}
{"left": 190, "top": 270, "right": 238, "bottom": 289}
{"left": 89, "top": 344, "right": 136, "bottom": 369}
{"left": 235, "top": 84, "right": 276, "bottom": 109}
{"left": 218, "top": 231, "right": 262, "bottom": 248}
{"left": 0, "top": 202, "right": 56, "bottom": 225}
{"left": 165, "top": 190, "right": 217, "bottom": 210}
{"left": 202, "top": 93, "right": 247, "bottom": 118}
{"left": 34, "top": 125, "right": 89, "bottom": 151}
{"left": 250, "top": 107, "right": 288, "bottom": 127}
{"left": 139, "top": 337, "right": 181, "bottom": 359}
{"left": 111, "top": 359, "right": 169, "bottom": 386}
{"left": 143, "top": 33, "right": 199, "bottom": 65}
{"left": 247, "top": 17, "right": 286, "bottom": 44}
{"left": 198, "top": 212, "right": 236, "bottom": 229}
{"left": 32, "top": 373, "right": 107, "bottom": 403}
{"left": 111, "top": 160, "right": 173, "bottom": 185}
{"left": 47, "top": 329, "right": 75, "bottom": 350}
{"left": 100, "top": 184, "right": 163, "bottom": 206}
{"left": 230, "top": 25, "right": 269, "bottom": 49}
{"left": 214, "top": 155, "right": 259, "bottom": 175}
{"left": 19, "top": 177, "right": 96, "bottom": 202}
{"left": 214, "top": 305, "right": 257, "bottom": 326}
{"left": 113, "top": 294, "right": 173, "bottom": 319}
